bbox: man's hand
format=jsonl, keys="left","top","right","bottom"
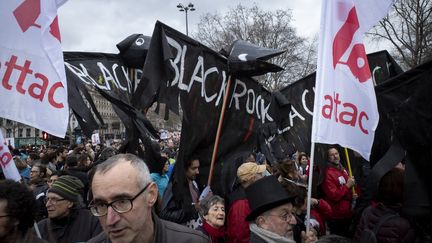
{"left": 301, "top": 230, "right": 317, "bottom": 243}
{"left": 346, "top": 177, "right": 355, "bottom": 188}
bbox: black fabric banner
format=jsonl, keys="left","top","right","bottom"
{"left": 133, "top": 21, "right": 290, "bottom": 207}
{"left": 64, "top": 52, "right": 160, "bottom": 170}
{"left": 64, "top": 52, "right": 134, "bottom": 137}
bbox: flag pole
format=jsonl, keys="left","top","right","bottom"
{"left": 207, "top": 75, "right": 233, "bottom": 186}
{"left": 305, "top": 142, "right": 316, "bottom": 233}
{"left": 344, "top": 148, "right": 356, "bottom": 195}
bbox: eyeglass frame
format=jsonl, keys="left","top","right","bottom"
{"left": 89, "top": 182, "right": 151, "bottom": 217}
{"left": 264, "top": 210, "right": 296, "bottom": 222}
{"left": 44, "top": 197, "right": 67, "bottom": 205}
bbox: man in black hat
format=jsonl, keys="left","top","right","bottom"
{"left": 37, "top": 175, "right": 102, "bottom": 242}
{"left": 245, "top": 176, "right": 317, "bottom": 243}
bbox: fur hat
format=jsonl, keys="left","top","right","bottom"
{"left": 245, "top": 175, "right": 295, "bottom": 221}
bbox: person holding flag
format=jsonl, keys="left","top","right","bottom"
{"left": 306, "top": 0, "right": 394, "bottom": 238}
{"left": 321, "top": 146, "right": 357, "bottom": 237}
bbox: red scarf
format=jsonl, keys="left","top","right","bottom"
{"left": 203, "top": 220, "right": 225, "bottom": 242}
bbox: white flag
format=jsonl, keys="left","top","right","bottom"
{"left": 0, "top": 130, "right": 21, "bottom": 182}
{"left": 0, "top": 0, "right": 69, "bottom": 138}
{"left": 312, "top": 0, "right": 393, "bottom": 160}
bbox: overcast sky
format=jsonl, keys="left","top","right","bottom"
{"left": 58, "top": 0, "right": 385, "bottom": 54}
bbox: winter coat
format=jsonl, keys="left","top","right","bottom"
{"left": 311, "top": 199, "right": 332, "bottom": 236}
{"left": 197, "top": 221, "right": 225, "bottom": 243}
{"left": 37, "top": 209, "right": 102, "bottom": 243}
{"left": 160, "top": 181, "right": 199, "bottom": 224}
{"left": 353, "top": 204, "right": 419, "bottom": 243}
{"left": 226, "top": 187, "right": 251, "bottom": 243}
{"left": 321, "top": 164, "right": 355, "bottom": 219}
{"left": 87, "top": 212, "right": 210, "bottom": 243}
{"left": 151, "top": 172, "right": 169, "bottom": 197}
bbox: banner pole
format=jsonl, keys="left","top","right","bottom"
{"left": 344, "top": 148, "right": 356, "bottom": 195}
{"left": 207, "top": 75, "right": 232, "bottom": 186}
{"left": 305, "top": 142, "right": 316, "bottom": 234}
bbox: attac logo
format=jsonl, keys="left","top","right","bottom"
{"left": 332, "top": 7, "right": 370, "bottom": 83}
{"left": 13, "top": 0, "right": 61, "bottom": 42}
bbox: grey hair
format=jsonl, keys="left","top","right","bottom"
{"left": 92, "top": 153, "right": 151, "bottom": 188}
{"left": 199, "top": 195, "right": 224, "bottom": 216}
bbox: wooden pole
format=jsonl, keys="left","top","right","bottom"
{"left": 344, "top": 147, "right": 356, "bottom": 195}
{"left": 207, "top": 75, "right": 232, "bottom": 186}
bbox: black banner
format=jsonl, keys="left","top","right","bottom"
{"left": 133, "top": 21, "right": 290, "bottom": 206}
{"left": 64, "top": 52, "right": 136, "bottom": 136}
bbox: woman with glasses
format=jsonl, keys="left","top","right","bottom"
{"left": 37, "top": 175, "right": 102, "bottom": 243}
{"left": 197, "top": 195, "right": 226, "bottom": 242}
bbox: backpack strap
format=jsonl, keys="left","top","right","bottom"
{"left": 372, "top": 213, "right": 399, "bottom": 234}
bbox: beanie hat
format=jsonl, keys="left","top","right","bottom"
{"left": 237, "top": 162, "right": 267, "bottom": 184}
{"left": 48, "top": 175, "right": 84, "bottom": 202}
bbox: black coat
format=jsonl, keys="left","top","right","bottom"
{"left": 37, "top": 209, "right": 102, "bottom": 243}
{"left": 354, "top": 204, "right": 419, "bottom": 243}
{"left": 87, "top": 212, "right": 209, "bottom": 243}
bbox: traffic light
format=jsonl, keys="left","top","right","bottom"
{"left": 42, "top": 131, "right": 49, "bottom": 140}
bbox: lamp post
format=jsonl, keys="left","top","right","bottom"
{"left": 177, "top": 3, "right": 195, "bottom": 36}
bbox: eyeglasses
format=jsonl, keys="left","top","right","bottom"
{"left": 48, "top": 179, "right": 57, "bottom": 183}
{"left": 89, "top": 183, "right": 151, "bottom": 217}
{"left": 30, "top": 170, "right": 40, "bottom": 174}
{"left": 266, "top": 211, "right": 295, "bottom": 222}
{"left": 44, "top": 197, "right": 67, "bottom": 205}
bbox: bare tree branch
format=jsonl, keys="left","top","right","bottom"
{"left": 368, "top": 0, "right": 432, "bottom": 69}
{"left": 192, "top": 4, "right": 316, "bottom": 91}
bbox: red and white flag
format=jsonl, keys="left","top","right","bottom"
{"left": 0, "top": 130, "right": 21, "bottom": 182}
{"left": 0, "top": 0, "right": 69, "bottom": 138}
{"left": 312, "top": 0, "right": 393, "bottom": 160}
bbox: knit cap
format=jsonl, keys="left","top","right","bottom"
{"left": 48, "top": 175, "right": 84, "bottom": 202}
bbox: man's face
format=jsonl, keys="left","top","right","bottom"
{"left": 92, "top": 161, "right": 158, "bottom": 243}
{"left": 30, "top": 166, "right": 41, "bottom": 181}
{"left": 258, "top": 203, "right": 296, "bottom": 239}
{"left": 0, "top": 200, "right": 16, "bottom": 240}
{"left": 167, "top": 140, "right": 174, "bottom": 148}
{"left": 185, "top": 159, "right": 200, "bottom": 181}
{"left": 45, "top": 192, "right": 73, "bottom": 219}
{"left": 327, "top": 148, "right": 340, "bottom": 164}
{"left": 61, "top": 149, "right": 68, "bottom": 159}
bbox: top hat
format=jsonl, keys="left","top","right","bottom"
{"left": 245, "top": 175, "right": 295, "bottom": 221}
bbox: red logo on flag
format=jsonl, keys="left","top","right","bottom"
{"left": 332, "top": 7, "right": 370, "bottom": 83}
{"left": 13, "top": 0, "right": 61, "bottom": 42}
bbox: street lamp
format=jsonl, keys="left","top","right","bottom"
{"left": 177, "top": 3, "right": 195, "bottom": 36}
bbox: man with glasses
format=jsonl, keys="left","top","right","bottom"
{"left": 87, "top": 153, "right": 209, "bottom": 243}
{"left": 245, "top": 176, "right": 316, "bottom": 243}
{"left": 37, "top": 175, "right": 102, "bottom": 242}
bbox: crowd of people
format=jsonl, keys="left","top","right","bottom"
{"left": 0, "top": 135, "right": 427, "bottom": 243}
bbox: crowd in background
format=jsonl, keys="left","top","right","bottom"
{"left": 0, "top": 130, "right": 428, "bottom": 243}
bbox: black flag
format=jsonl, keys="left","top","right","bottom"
{"left": 133, "top": 22, "right": 290, "bottom": 214}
